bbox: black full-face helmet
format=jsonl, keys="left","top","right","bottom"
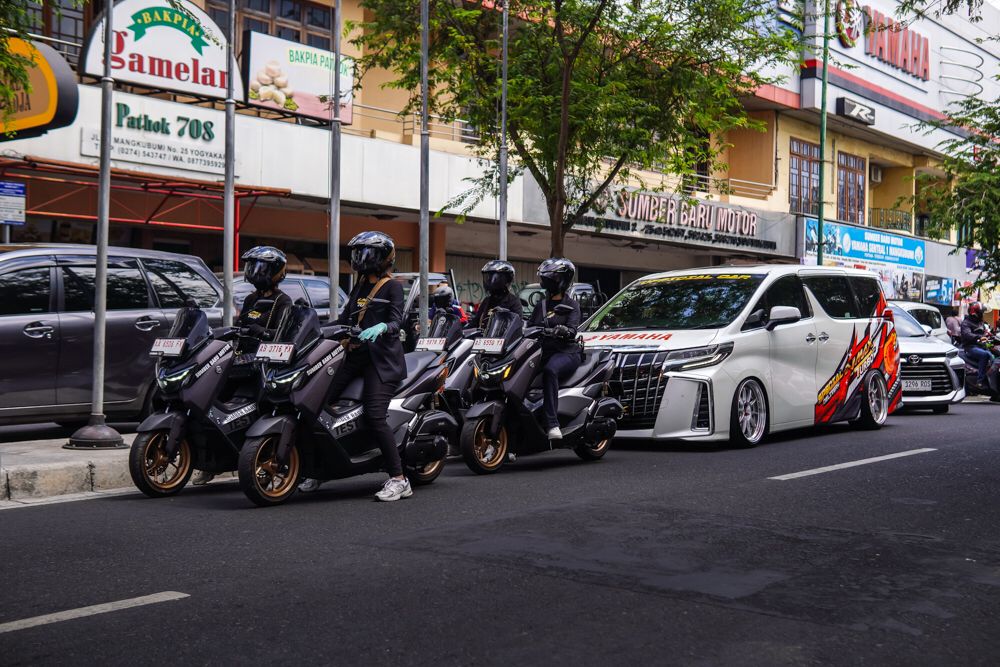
{"left": 241, "top": 246, "right": 287, "bottom": 291}
{"left": 481, "top": 259, "right": 515, "bottom": 295}
{"left": 538, "top": 257, "right": 575, "bottom": 297}
{"left": 348, "top": 231, "right": 395, "bottom": 275}
{"left": 432, "top": 284, "right": 455, "bottom": 309}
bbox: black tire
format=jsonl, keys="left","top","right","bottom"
{"left": 129, "top": 430, "right": 193, "bottom": 498}
{"left": 851, "top": 371, "right": 889, "bottom": 430}
{"left": 932, "top": 404, "right": 949, "bottom": 414}
{"left": 404, "top": 459, "right": 445, "bottom": 486}
{"left": 574, "top": 438, "right": 610, "bottom": 461}
{"left": 238, "top": 436, "right": 301, "bottom": 507}
{"left": 460, "top": 417, "right": 508, "bottom": 475}
{"left": 730, "top": 378, "right": 769, "bottom": 448}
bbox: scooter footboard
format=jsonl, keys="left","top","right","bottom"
{"left": 137, "top": 411, "right": 187, "bottom": 457}
{"left": 403, "top": 409, "right": 456, "bottom": 466}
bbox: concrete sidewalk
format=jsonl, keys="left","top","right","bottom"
{"left": 0, "top": 433, "right": 137, "bottom": 503}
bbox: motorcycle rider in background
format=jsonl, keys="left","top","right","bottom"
{"left": 299, "top": 231, "right": 411, "bottom": 502}
{"left": 471, "top": 260, "right": 522, "bottom": 331}
{"left": 527, "top": 258, "right": 581, "bottom": 441}
{"left": 193, "top": 245, "right": 292, "bottom": 486}
{"left": 960, "top": 302, "right": 994, "bottom": 387}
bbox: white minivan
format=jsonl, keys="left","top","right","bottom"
{"left": 580, "top": 265, "right": 901, "bottom": 446}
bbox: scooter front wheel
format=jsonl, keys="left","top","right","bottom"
{"left": 238, "top": 435, "right": 301, "bottom": 507}
{"left": 460, "top": 418, "right": 508, "bottom": 475}
{"left": 130, "top": 430, "right": 194, "bottom": 497}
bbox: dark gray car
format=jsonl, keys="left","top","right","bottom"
{"left": 232, "top": 272, "right": 346, "bottom": 321}
{"left": 0, "top": 244, "right": 223, "bottom": 426}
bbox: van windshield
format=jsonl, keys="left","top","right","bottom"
{"left": 584, "top": 274, "right": 765, "bottom": 331}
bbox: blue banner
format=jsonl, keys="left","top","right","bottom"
{"left": 804, "top": 218, "right": 925, "bottom": 269}
{"left": 924, "top": 276, "right": 955, "bottom": 306}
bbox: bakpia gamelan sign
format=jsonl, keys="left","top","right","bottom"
{"left": 581, "top": 188, "right": 797, "bottom": 257}
{"left": 82, "top": 0, "right": 243, "bottom": 100}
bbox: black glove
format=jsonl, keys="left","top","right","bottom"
{"left": 246, "top": 323, "right": 267, "bottom": 338}
{"left": 554, "top": 325, "right": 573, "bottom": 339}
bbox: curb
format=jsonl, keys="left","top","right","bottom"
{"left": 1, "top": 452, "right": 130, "bottom": 501}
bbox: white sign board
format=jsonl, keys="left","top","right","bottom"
{"left": 243, "top": 32, "right": 354, "bottom": 124}
{"left": 80, "top": 96, "right": 226, "bottom": 174}
{"left": 82, "top": 0, "right": 243, "bottom": 100}
{"left": 0, "top": 181, "right": 26, "bottom": 226}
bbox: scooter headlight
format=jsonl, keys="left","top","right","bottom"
{"left": 477, "top": 360, "right": 513, "bottom": 384}
{"left": 156, "top": 362, "right": 198, "bottom": 391}
{"left": 662, "top": 342, "right": 734, "bottom": 372}
{"left": 265, "top": 365, "right": 308, "bottom": 395}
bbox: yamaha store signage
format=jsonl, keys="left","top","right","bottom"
{"left": 836, "top": 97, "right": 875, "bottom": 125}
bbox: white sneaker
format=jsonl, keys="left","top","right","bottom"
{"left": 547, "top": 427, "right": 563, "bottom": 440}
{"left": 298, "top": 478, "right": 323, "bottom": 493}
{"left": 191, "top": 471, "right": 215, "bottom": 486}
{"left": 375, "top": 477, "right": 413, "bottom": 502}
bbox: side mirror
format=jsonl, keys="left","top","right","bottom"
{"left": 922, "top": 324, "right": 933, "bottom": 335}
{"left": 744, "top": 308, "right": 766, "bottom": 329}
{"left": 554, "top": 303, "right": 574, "bottom": 315}
{"left": 766, "top": 306, "right": 801, "bottom": 331}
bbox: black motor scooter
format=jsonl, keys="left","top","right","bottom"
{"left": 129, "top": 302, "right": 277, "bottom": 497}
{"left": 237, "top": 304, "right": 457, "bottom": 507}
{"left": 459, "top": 307, "right": 622, "bottom": 474}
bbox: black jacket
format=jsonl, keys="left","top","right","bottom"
{"left": 960, "top": 315, "right": 988, "bottom": 349}
{"left": 471, "top": 291, "right": 523, "bottom": 330}
{"left": 337, "top": 277, "right": 406, "bottom": 384}
{"left": 238, "top": 289, "right": 292, "bottom": 339}
{"left": 528, "top": 295, "right": 581, "bottom": 354}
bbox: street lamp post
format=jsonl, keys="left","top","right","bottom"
{"left": 222, "top": 0, "right": 237, "bottom": 326}
{"left": 498, "top": 0, "right": 509, "bottom": 261}
{"left": 418, "top": 0, "right": 430, "bottom": 328}
{"left": 67, "top": 0, "right": 123, "bottom": 448}
{"left": 329, "top": 0, "right": 342, "bottom": 315}
{"left": 816, "top": 0, "right": 832, "bottom": 267}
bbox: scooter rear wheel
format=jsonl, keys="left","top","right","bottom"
{"left": 574, "top": 438, "right": 610, "bottom": 461}
{"left": 238, "top": 435, "right": 301, "bottom": 507}
{"left": 405, "top": 458, "right": 445, "bottom": 486}
{"left": 460, "top": 418, "right": 508, "bottom": 475}
{"left": 129, "top": 430, "right": 193, "bottom": 498}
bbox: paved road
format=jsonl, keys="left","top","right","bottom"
{"left": 3, "top": 403, "right": 999, "bottom": 665}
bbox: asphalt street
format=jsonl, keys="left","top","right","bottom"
{"left": 2, "top": 403, "right": 999, "bottom": 666}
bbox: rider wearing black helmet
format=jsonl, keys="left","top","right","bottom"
{"left": 431, "top": 283, "right": 468, "bottom": 322}
{"left": 961, "top": 302, "right": 994, "bottom": 387}
{"left": 299, "top": 231, "right": 410, "bottom": 501}
{"left": 527, "top": 257, "right": 581, "bottom": 441}
{"left": 471, "top": 259, "right": 522, "bottom": 330}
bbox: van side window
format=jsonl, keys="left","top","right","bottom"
{"left": 0, "top": 268, "right": 51, "bottom": 315}
{"left": 803, "top": 276, "right": 856, "bottom": 319}
{"left": 142, "top": 258, "right": 219, "bottom": 308}
{"left": 849, "top": 277, "right": 883, "bottom": 317}
{"left": 62, "top": 262, "right": 151, "bottom": 311}
{"left": 744, "top": 275, "right": 811, "bottom": 330}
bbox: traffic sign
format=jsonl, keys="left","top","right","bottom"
{"left": 0, "top": 181, "right": 27, "bottom": 226}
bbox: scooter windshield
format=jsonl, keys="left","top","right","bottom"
{"left": 168, "top": 307, "right": 211, "bottom": 352}
{"left": 426, "top": 311, "right": 462, "bottom": 347}
{"left": 483, "top": 308, "right": 523, "bottom": 341}
{"left": 275, "top": 304, "right": 322, "bottom": 349}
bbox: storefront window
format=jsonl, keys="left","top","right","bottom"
{"left": 837, "top": 152, "right": 866, "bottom": 224}
{"left": 789, "top": 139, "right": 820, "bottom": 216}
{"left": 207, "top": 0, "right": 333, "bottom": 54}
{"left": 26, "top": 0, "right": 94, "bottom": 66}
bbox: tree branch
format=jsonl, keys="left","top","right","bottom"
{"left": 567, "top": 153, "right": 628, "bottom": 227}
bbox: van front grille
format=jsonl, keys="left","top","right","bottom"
{"left": 901, "top": 362, "right": 955, "bottom": 395}
{"left": 612, "top": 351, "right": 668, "bottom": 429}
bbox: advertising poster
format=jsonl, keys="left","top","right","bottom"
{"left": 803, "top": 217, "right": 925, "bottom": 300}
{"left": 924, "top": 275, "right": 957, "bottom": 306}
{"left": 242, "top": 32, "right": 354, "bottom": 123}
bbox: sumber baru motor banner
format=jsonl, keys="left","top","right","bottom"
{"left": 803, "top": 218, "right": 925, "bottom": 301}
{"left": 242, "top": 32, "right": 354, "bottom": 123}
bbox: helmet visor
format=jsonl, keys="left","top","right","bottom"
{"left": 244, "top": 259, "right": 278, "bottom": 289}
{"left": 351, "top": 246, "right": 385, "bottom": 273}
{"left": 483, "top": 272, "right": 510, "bottom": 293}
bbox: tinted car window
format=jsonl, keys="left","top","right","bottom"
{"left": 0, "top": 268, "right": 51, "bottom": 315}
{"left": 62, "top": 263, "right": 150, "bottom": 311}
{"left": 303, "top": 279, "right": 330, "bottom": 309}
{"left": 909, "top": 307, "right": 942, "bottom": 330}
{"left": 849, "top": 277, "right": 883, "bottom": 317}
{"left": 803, "top": 276, "right": 857, "bottom": 319}
{"left": 889, "top": 304, "right": 928, "bottom": 337}
{"left": 142, "top": 258, "right": 219, "bottom": 308}
{"left": 281, "top": 280, "right": 307, "bottom": 306}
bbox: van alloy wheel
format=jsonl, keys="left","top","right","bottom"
{"left": 730, "top": 378, "right": 768, "bottom": 448}
{"left": 852, "top": 371, "right": 889, "bottom": 430}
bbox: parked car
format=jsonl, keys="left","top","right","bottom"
{"left": 392, "top": 271, "right": 450, "bottom": 351}
{"left": 0, "top": 244, "right": 223, "bottom": 426}
{"left": 891, "top": 300, "right": 950, "bottom": 343}
{"left": 579, "top": 265, "right": 901, "bottom": 447}
{"left": 518, "top": 282, "right": 607, "bottom": 319}
{"left": 888, "top": 303, "right": 965, "bottom": 413}
{"left": 232, "top": 272, "right": 346, "bottom": 321}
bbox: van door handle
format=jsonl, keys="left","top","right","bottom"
{"left": 23, "top": 322, "right": 54, "bottom": 339}
{"left": 135, "top": 316, "right": 161, "bottom": 332}
{"left": 805, "top": 334, "right": 816, "bottom": 343}
{"left": 818, "top": 332, "right": 830, "bottom": 343}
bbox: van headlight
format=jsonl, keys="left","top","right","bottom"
{"left": 662, "top": 342, "right": 734, "bottom": 372}
{"left": 156, "top": 362, "right": 197, "bottom": 391}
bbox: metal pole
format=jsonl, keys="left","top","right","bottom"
{"left": 329, "top": 0, "right": 342, "bottom": 319}
{"left": 418, "top": 0, "right": 430, "bottom": 328}
{"left": 816, "top": 0, "right": 831, "bottom": 266}
{"left": 67, "top": 0, "right": 123, "bottom": 448}
{"left": 498, "top": 0, "right": 509, "bottom": 261}
{"left": 222, "top": 0, "right": 236, "bottom": 326}
{"left": 2, "top": 225, "right": 9, "bottom": 243}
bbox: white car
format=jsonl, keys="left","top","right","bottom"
{"left": 888, "top": 303, "right": 965, "bottom": 413}
{"left": 580, "top": 265, "right": 901, "bottom": 447}
{"left": 891, "top": 300, "right": 951, "bottom": 343}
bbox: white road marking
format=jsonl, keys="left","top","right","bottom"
{"left": 0, "top": 591, "right": 189, "bottom": 634}
{"left": 768, "top": 448, "right": 937, "bottom": 481}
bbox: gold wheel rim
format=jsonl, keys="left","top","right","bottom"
{"left": 253, "top": 437, "right": 300, "bottom": 499}
{"left": 143, "top": 432, "right": 191, "bottom": 491}
{"left": 473, "top": 420, "right": 507, "bottom": 469}
{"left": 413, "top": 458, "right": 445, "bottom": 479}
{"left": 592, "top": 439, "right": 610, "bottom": 453}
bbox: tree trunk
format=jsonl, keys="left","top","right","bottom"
{"left": 549, "top": 198, "right": 565, "bottom": 258}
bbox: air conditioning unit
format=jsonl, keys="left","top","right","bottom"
{"left": 870, "top": 165, "right": 883, "bottom": 184}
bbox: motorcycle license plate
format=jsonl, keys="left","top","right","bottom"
{"left": 150, "top": 338, "right": 185, "bottom": 357}
{"left": 256, "top": 343, "right": 295, "bottom": 363}
{"left": 415, "top": 337, "right": 447, "bottom": 352}
{"left": 903, "top": 379, "right": 932, "bottom": 392}
{"left": 472, "top": 338, "right": 505, "bottom": 354}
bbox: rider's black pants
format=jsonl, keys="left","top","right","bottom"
{"left": 541, "top": 351, "right": 580, "bottom": 429}
{"left": 327, "top": 349, "right": 403, "bottom": 477}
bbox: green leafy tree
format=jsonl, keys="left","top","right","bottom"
{"left": 0, "top": 0, "right": 49, "bottom": 131}
{"left": 352, "top": 0, "right": 798, "bottom": 256}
